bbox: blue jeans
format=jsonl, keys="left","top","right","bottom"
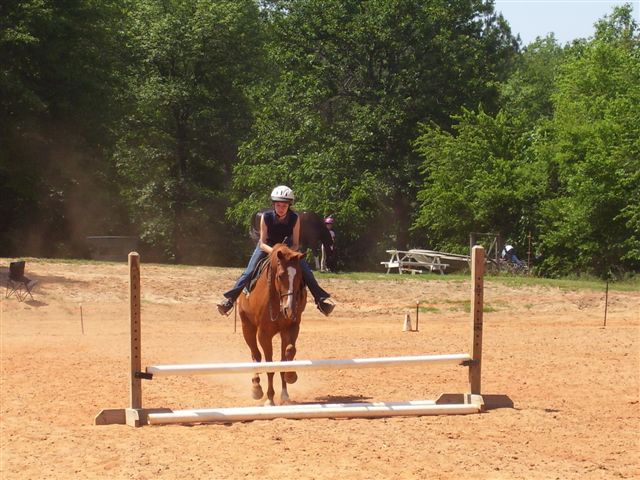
{"left": 223, "top": 245, "right": 330, "bottom": 304}
{"left": 506, "top": 252, "right": 524, "bottom": 267}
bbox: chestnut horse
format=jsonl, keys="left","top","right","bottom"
{"left": 237, "top": 243, "right": 307, "bottom": 406}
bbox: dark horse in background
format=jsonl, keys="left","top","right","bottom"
{"left": 238, "top": 244, "right": 307, "bottom": 405}
{"left": 251, "top": 209, "right": 336, "bottom": 271}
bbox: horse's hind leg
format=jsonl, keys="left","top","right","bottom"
{"left": 241, "top": 316, "right": 264, "bottom": 400}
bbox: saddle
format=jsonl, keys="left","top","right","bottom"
{"left": 243, "top": 256, "right": 271, "bottom": 296}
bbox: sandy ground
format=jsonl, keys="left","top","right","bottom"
{"left": 1, "top": 258, "right": 639, "bottom": 480}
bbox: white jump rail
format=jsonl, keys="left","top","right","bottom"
{"left": 147, "top": 400, "right": 481, "bottom": 425}
{"left": 146, "top": 353, "right": 472, "bottom": 377}
{"left": 95, "top": 246, "right": 486, "bottom": 427}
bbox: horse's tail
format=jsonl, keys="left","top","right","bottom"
{"left": 249, "top": 210, "right": 265, "bottom": 243}
{"left": 250, "top": 225, "right": 260, "bottom": 243}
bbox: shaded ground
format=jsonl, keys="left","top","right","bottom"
{"left": 1, "top": 258, "right": 638, "bottom": 479}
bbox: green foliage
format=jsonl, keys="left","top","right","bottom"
{"left": 413, "top": 108, "right": 545, "bottom": 253}
{"left": 534, "top": 6, "right": 640, "bottom": 276}
{"left": 113, "top": 0, "right": 264, "bottom": 263}
{"left": 414, "top": 5, "right": 639, "bottom": 278}
{"left": 500, "top": 35, "right": 566, "bottom": 124}
{"left": 2, "top": 0, "right": 636, "bottom": 280}
{"left": 0, "top": 0, "right": 131, "bottom": 256}
{"left": 230, "top": 0, "right": 517, "bottom": 268}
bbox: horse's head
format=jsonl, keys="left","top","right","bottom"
{"left": 270, "top": 244, "right": 306, "bottom": 321}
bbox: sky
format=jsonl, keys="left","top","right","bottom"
{"left": 493, "top": 0, "right": 640, "bottom": 45}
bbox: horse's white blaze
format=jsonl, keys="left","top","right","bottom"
{"left": 285, "top": 266, "right": 296, "bottom": 311}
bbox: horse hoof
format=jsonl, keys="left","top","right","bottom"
{"left": 264, "top": 399, "right": 275, "bottom": 407}
{"left": 285, "top": 344, "right": 296, "bottom": 360}
{"left": 284, "top": 371, "right": 298, "bottom": 384}
{"left": 252, "top": 385, "right": 264, "bottom": 400}
{"left": 280, "top": 391, "right": 290, "bottom": 404}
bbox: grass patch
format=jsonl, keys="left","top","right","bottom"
{"left": 404, "top": 303, "right": 440, "bottom": 313}
{"left": 7, "top": 257, "right": 638, "bottom": 292}
{"left": 324, "top": 270, "right": 638, "bottom": 292}
{"left": 484, "top": 274, "right": 639, "bottom": 292}
{"left": 418, "top": 305, "right": 439, "bottom": 313}
{"left": 440, "top": 299, "right": 497, "bottom": 313}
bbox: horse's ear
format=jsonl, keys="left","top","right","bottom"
{"left": 294, "top": 251, "right": 305, "bottom": 261}
{"left": 277, "top": 249, "right": 285, "bottom": 261}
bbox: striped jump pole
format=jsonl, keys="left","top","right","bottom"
{"left": 95, "top": 246, "right": 486, "bottom": 427}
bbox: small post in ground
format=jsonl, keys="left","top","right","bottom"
{"left": 603, "top": 280, "right": 609, "bottom": 327}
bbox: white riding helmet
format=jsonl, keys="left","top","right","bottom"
{"left": 270, "top": 185, "right": 295, "bottom": 203}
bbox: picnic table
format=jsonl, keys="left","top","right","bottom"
{"left": 380, "top": 249, "right": 471, "bottom": 275}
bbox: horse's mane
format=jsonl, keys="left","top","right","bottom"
{"left": 269, "top": 243, "right": 300, "bottom": 264}
{"left": 268, "top": 243, "right": 285, "bottom": 265}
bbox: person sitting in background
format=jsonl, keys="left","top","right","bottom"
{"left": 502, "top": 243, "right": 524, "bottom": 267}
{"left": 321, "top": 216, "right": 336, "bottom": 272}
{"left": 216, "top": 185, "right": 334, "bottom": 317}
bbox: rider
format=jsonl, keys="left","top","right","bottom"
{"left": 322, "top": 216, "right": 336, "bottom": 272}
{"left": 217, "top": 185, "right": 334, "bottom": 317}
{"left": 324, "top": 216, "right": 336, "bottom": 243}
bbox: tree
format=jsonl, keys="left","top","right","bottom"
{"left": 500, "top": 34, "right": 565, "bottom": 125}
{"left": 534, "top": 5, "right": 640, "bottom": 276}
{"left": 412, "top": 35, "right": 564, "bottom": 256}
{"left": 0, "top": 0, "right": 130, "bottom": 256}
{"left": 230, "top": 0, "right": 517, "bottom": 268}
{"left": 113, "top": 0, "right": 265, "bottom": 263}
{"left": 413, "top": 108, "right": 546, "bottom": 254}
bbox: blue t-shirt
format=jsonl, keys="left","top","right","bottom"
{"left": 263, "top": 210, "right": 298, "bottom": 246}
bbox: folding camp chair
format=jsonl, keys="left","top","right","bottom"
{"left": 5, "top": 261, "right": 37, "bottom": 301}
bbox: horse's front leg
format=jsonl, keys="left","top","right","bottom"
{"left": 240, "top": 312, "right": 263, "bottom": 400}
{"left": 258, "top": 329, "right": 276, "bottom": 406}
{"left": 279, "top": 321, "right": 300, "bottom": 403}
{"left": 279, "top": 334, "right": 293, "bottom": 404}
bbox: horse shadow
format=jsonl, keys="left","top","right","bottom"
{"left": 302, "top": 393, "right": 514, "bottom": 410}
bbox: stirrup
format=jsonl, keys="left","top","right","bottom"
{"left": 217, "top": 299, "right": 234, "bottom": 316}
{"left": 317, "top": 300, "right": 334, "bottom": 317}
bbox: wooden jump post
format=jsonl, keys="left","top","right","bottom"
{"left": 95, "top": 246, "right": 486, "bottom": 427}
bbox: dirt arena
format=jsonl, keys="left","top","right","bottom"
{"left": 1, "top": 258, "right": 638, "bottom": 479}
